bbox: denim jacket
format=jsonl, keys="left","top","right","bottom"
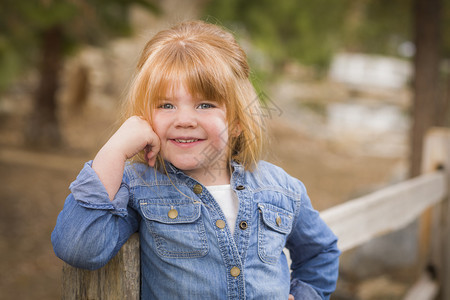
{"left": 52, "top": 160, "right": 340, "bottom": 299}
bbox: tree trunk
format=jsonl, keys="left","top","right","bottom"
{"left": 437, "top": 60, "right": 450, "bottom": 127}
{"left": 410, "top": 0, "right": 441, "bottom": 177}
{"left": 26, "top": 25, "right": 63, "bottom": 147}
{"left": 67, "top": 63, "right": 90, "bottom": 113}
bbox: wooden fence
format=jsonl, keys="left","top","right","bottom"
{"left": 62, "top": 128, "right": 450, "bottom": 300}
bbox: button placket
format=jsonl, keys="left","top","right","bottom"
{"left": 232, "top": 180, "right": 251, "bottom": 263}
{"left": 230, "top": 266, "right": 241, "bottom": 277}
{"left": 216, "top": 219, "right": 226, "bottom": 229}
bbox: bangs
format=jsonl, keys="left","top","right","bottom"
{"left": 147, "top": 42, "right": 233, "bottom": 108}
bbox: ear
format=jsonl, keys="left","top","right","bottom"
{"left": 231, "top": 122, "right": 242, "bottom": 137}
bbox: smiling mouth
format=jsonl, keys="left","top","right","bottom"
{"left": 174, "top": 139, "right": 200, "bottom": 143}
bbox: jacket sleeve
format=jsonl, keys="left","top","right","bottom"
{"left": 51, "top": 161, "right": 139, "bottom": 270}
{"left": 286, "top": 182, "right": 340, "bottom": 300}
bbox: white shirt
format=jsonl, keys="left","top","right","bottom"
{"left": 206, "top": 184, "right": 239, "bottom": 235}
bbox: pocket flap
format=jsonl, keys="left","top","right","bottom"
{"left": 258, "top": 203, "right": 294, "bottom": 234}
{"left": 140, "top": 201, "right": 201, "bottom": 224}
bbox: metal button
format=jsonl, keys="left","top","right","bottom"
{"left": 168, "top": 209, "right": 178, "bottom": 219}
{"left": 230, "top": 266, "right": 241, "bottom": 277}
{"left": 236, "top": 185, "right": 245, "bottom": 190}
{"left": 193, "top": 184, "right": 203, "bottom": 194}
{"left": 216, "top": 219, "right": 226, "bottom": 229}
{"left": 276, "top": 216, "right": 282, "bottom": 226}
{"left": 239, "top": 221, "right": 248, "bottom": 230}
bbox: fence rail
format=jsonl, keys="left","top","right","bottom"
{"left": 62, "top": 128, "right": 450, "bottom": 300}
{"left": 321, "top": 171, "right": 446, "bottom": 252}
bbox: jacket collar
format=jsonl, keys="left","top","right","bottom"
{"left": 162, "top": 160, "right": 245, "bottom": 176}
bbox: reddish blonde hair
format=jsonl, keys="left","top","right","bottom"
{"left": 124, "top": 20, "right": 265, "bottom": 170}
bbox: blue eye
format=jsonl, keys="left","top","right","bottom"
{"left": 198, "top": 103, "right": 214, "bottom": 109}
{"left": 159, "top": 103, "right": 174, "bottom": 109}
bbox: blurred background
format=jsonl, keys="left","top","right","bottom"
{"left": 1, "top": 0, "right": 449, "bottom": 299}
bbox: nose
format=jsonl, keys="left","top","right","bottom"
{"left": 174, "top": 107, "right": 197, "bottom": 128}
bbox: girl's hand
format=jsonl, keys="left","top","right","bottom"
{"left": 288, "top": 294, "right": 294, "bottom": 300}
{"left": 92, "top": 116, "right": 160, "bottom": 200}
{"left": 104, "top": 116, "right": 160, "bottom": 166}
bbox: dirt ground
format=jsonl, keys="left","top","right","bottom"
{"left": 0, "top": 91, "right": 404, "bottom": 299}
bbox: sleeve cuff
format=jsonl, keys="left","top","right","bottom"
{"left": 290, "top": 278, "right": 321, "bottom": 300}
{"left": 69, "top": 161, "right": 129, "bottom": 217}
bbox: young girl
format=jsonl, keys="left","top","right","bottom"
{"left": 52, "top": 20, "right": 340, "bottom": 300}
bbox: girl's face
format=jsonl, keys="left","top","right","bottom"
{"left": 152, "top": 84, "right": 230, "bottom": 185}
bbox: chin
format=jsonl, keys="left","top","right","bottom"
{"left": 168, "top": 158, "right": 201, "bottom": 172}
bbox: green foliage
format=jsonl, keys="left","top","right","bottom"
{"left": 343, "top": 0, "right": 412, "bottom": 56}
{"left": 0, "top": 38, "right": 22, "bottom": 91}
{"left": 204, "top": 0, "right": 352, "bottom": 72}
{"left": 0, "top": 0, "right": 159, "bottom": 92}
{"left": 204, "top": 0, "right": 450, "bottom": 74}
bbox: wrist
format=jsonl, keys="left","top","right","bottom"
{"left": 92, "top": 143, "right": 128, "bottom": 201}
{"left": 99, "top": 140, "right": 129, "bottom": 161}
{"left": 93, "top": 143, "right": 127, "bottom": 171}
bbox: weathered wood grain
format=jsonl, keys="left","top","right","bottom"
{"left": 62, "top": 233, "right": 140, "bottom": 300}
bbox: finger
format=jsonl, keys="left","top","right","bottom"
{"left": 288, "top": 295, "right": 294, "bottom": 300}
{"left": 148, "top": 156, "right": 157, "bottom": 167}
{"left": 146, "top": 135, "right": 161, "bottom": 165}
{"left": 146, "top": 141, "right": 160, "bottom": 167}
{"left": 149, "top": 135, "right": 161, "bottom": 154}
{"left": 146, "top": 151, "right": 158, "bottom": 167}
{"left": 144, "top": 145, "right": 151, "bottom": 163}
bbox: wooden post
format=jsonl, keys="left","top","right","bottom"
{"left": 62, "top": 233, "right": 140, "bottom": 300}
{"left": 420, "top": 128, "right": 450, "bottom": 300}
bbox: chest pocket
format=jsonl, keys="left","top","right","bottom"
{"left": 140, "top": 200, "right": 208, "bottom": 258}
{"left": 258, "top": 203, "right": 294, "bottom": 264}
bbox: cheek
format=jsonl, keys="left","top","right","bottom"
{"left": 211, "top": 120, "right": 230, "bottom": 147}
{"left": 151, "top": 114, "right": 166, "bottom": 137}
{"left": 152, "top": 124, "right": 163, "bottom": 138}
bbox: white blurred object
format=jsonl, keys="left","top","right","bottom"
{"left": 327, "top": 102, "right": 407, "bottom": 134}
{"left": 397, "top": 41, "right": 415, "bottom": 58}
{"left": 329, "top": 53, "right": 412, "bottom": 90}
{"left": 327, "top": 101, "right": 410, "bottom": 157}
